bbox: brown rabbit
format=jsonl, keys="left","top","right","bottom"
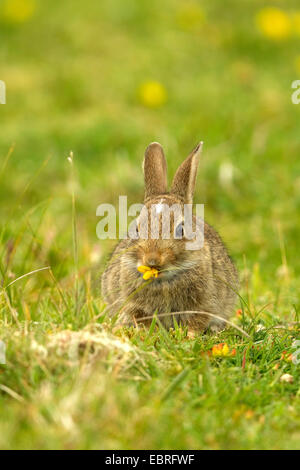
{"left": 101, "top": 142, "right": 239, "bottom": 332}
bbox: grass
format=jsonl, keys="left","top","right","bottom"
{"left": 0, "top": 0, "right": 300, "bottom": 450}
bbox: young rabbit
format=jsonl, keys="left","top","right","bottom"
{"left": 101, "top": 142, "right": 239, "bottom": 331}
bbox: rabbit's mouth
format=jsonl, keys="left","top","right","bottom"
{"left": 139, "top": 260, "right": 197, "bottom": 282}
{"left": 136, "top": 263, "right": 175, "bottom": 281}
{"left": 129, "top": 255, "right": 197, "bottom": 282}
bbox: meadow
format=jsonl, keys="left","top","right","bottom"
{"left": 0, "top": 0, "right": 299, "bottom": 449}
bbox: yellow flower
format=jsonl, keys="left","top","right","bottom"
{"left": 137, "top": 265, "right": 159, "bottom": 280}
{"left": 138, "top": 81, "right": 167, "bottom": 108}
{"left": 233, "top": 405, "right": 254, "bottom": 421}
{"left": 256, "top": 8, "right": 291, "bottom": 40}
{"left": 280, "top": 351, "right": 293, "bottom": 362}
{"left": 211, "top": 342, "right": 235, "bottom": 357}
{"left": 2, "top": 0, "right": 36, "bottom": 24}
{"left": 245, "top": 410, "right": 255, "bottom": 420}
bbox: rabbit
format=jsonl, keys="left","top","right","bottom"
{"left": 101, "top": 142, "right": 239, "bottom": 332}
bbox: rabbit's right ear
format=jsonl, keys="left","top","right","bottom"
{"left": 170, "top": 142, "right": 203, "bottom": 204}
{"left": 143, "top": 142, "right": 167, "bottom": 201}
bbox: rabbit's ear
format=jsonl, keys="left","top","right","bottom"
{"left": 170, "top": 142, "right": 203, "bottom": 203}
{"left": 143, "top": 142, "right": 168, "bottom": 200}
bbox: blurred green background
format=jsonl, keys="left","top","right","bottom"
{"left": 1, "top": 0, "right": 300, "bottom": 288}
{"left": 0, "top": 0, "right": 300, "bottom": 451}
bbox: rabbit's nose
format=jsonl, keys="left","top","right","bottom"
{"left": 143, "top": 254, "right": 161, "bottom": 268}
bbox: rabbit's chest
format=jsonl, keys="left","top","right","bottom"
{"left": 135, "top": 278, "right": 200, "bottom": 314}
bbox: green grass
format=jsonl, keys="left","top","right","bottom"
{"left": 0, "top": 0, "right": 300, "bottom": 449}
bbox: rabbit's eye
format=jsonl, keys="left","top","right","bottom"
{"left": 175, "top": 222, "right": 184, "bottom": 239}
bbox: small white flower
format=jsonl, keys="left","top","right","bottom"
{"left": 89, "top": 245, "right": 102, "bottom": 264}
{"left": 255, "top": 324, "right": 266, "bottom": 332}
{"left": 30, "top": 340, "right": 48, "bottom": 359}
{"left": 280, "top": 373, "right": 293, "bottom": 383}
{"left": 276, "top": 264, "right": 290, "bottom": 279}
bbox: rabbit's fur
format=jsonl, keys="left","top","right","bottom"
{"left": 101, "top": 142, "right": 239, "bottom": 331}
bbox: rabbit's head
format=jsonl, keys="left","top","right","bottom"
{"left": 126, "top": 142, "right": 203, "bottom": 280}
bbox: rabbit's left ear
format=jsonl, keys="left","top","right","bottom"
{"left": 143, "top": 142, "right": 168, "bottom": 201}
{"left": 170, "top": 142, "right": 203, "bottom": 203}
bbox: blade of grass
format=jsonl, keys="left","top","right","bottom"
{"left": 161, "top": 369, "right": 189, "bottom": 401}
{"left": 68, "top": 151, "right": 79, "bottom": 316}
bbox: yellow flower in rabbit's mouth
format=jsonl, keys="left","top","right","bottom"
{"left": 137, "top": 265, "right": 159, "bottom": 280}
